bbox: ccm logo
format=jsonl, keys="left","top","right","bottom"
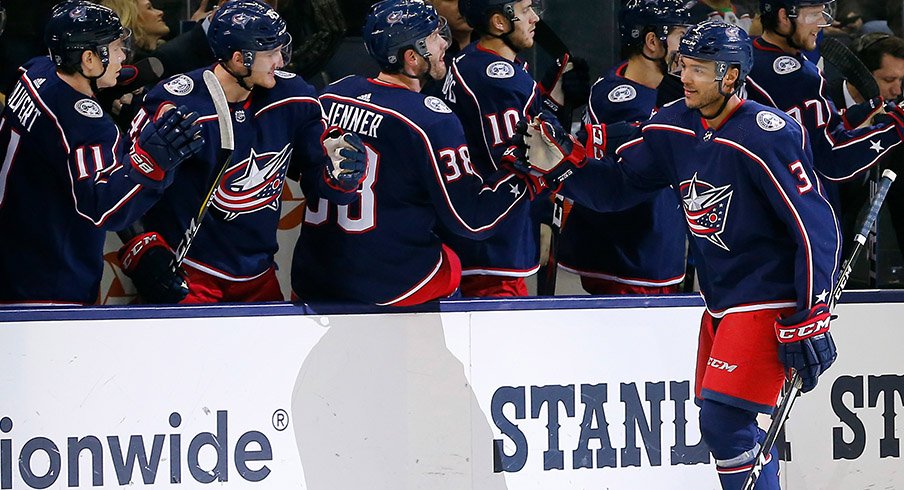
{"left": 707, "top": 357, "right": 737, "bottom": 372}
{"left": 777, "top": 318, "right": 830, "bottom": 341}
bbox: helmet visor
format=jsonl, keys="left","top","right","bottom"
{"left": 795, "top": 1, "right": 836, "bottom": 28}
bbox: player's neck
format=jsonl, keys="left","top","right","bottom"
{"left": 624, "top": 56, "right": 664, "bottom": 89}
{"left": 478, "top": 37, "right": 516, "bottom": 62}
{"left": 702, "top": 95, "right": 741, "bottom": 128}
{"left": 376, "top": 72, "right": 423, "bottom": 93}
{"left": 213, "top": 64, "right": 252, "bottom": 103}
{"left": 57, "top": 71, "right": 95, "bottom": 97}
{"left": 761, "top": 30, "right": 799, "bottom": 55}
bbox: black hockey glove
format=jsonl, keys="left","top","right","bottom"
{"left": 129, "top": 106, "right": 204, "bottom": 183}
{"left": 539, "top": 56, "right": 591, "bottom": 121}
{"left": 883, "top": 101, "right": 904, "bottom": 141}
{"left": 575, "top": 121, "right": 641, "bottom": 159}
{"left": 506, "top": 112, "right": 587, "bottom": 195}
{"left": 321, "top": 126, "right": 367, "bottom": 193}
{"left": 118, "top": 232, "right": 189, "bottom": 304}
{"left": 774, "top": 304, "right": 837, "bottom": 393}
{"left": 841, "top": 96, "right": 885, "bottom": 130}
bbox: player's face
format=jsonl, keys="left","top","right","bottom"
{"left": 247, "top": 45, "right": 288, "bottom": 89}
{"left": 508, "top": 0, "right": 540, "bottom": 50}
{"left": 429, "top": 0, "right": 471, "bottom": 36}
{"left": 137, "top": 0, "right": 170, "bottom": 39}
{"left": 424, "top": 25, "right": 450, "bottom": 80}
{"left": 665, "top": 25, "right": 688, "bottom": 74}
{"left": 791, "top": 5, "right": 830, "bottom": 51}
{"left": 679, "top": 56, "right": 723, "bottom": 111}
{"left": 94, "top": 36, "right": 130, "bottom": 88}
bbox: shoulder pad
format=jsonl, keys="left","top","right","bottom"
{"left": 163, "top": 74, "right": 195, "bottom": 96}
{"left": 773, "top": 56, "right": 802, "bottom": 75}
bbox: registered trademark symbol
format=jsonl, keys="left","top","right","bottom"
{"left": 272, "top": 409, "right": 289, "bottom": 431}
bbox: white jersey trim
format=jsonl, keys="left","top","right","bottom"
{"left": 183, "top": 259, "right": 270, "bottom": 282}
{"left": 461, "top": 265, "right": 540, "bottom": 277}
{"left": 378, "top": 253, "right": 443, "bottom": 306}
{"left": 557, "top": 263, "right": 685, "bottom": 287}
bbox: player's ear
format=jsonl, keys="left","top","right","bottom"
{"left": 489, "top": 11, "right": 508, "bottom": 35}
{"left": 402, "top": 47, "right": 420, "bottom": 69}
{"left": 724, "top": 66, "right": 740, "bottom": 91}
{"left": 643, "top": 31, "right": 661, "bottom": 56}
{"left": 80, "top": 50, "right": 97, "bottom": 73}
{"left": 230, "top": 51, "right": 244, "bottom": 67}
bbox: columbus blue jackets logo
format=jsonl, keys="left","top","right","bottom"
{"left": 424, "top": 96, "right": 452, "bottom": 113}
{"left": 212, "top": 144, "right": 292, "bottom": 220}
{"left": 680, "top": 173, "right": 733, "bottom": 251}
{"left": 275, "top": 70, "right": 296, "bottom": 79}
{"left": 486, "top": 61, "right": 515, "bottom": 79}
{"left": 773, "top": 56, "right": 801, "bottom": 75}
{"left": 608, "top": 84, "right": 637, "bottom": 103}
{"left": 756, "top": 111, "right": 786, "bottom": 131}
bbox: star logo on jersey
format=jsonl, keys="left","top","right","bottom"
{"left": 870, "top": 140, "right": 884, "bottom": 154}
{"left": 680, "top": 173, "right": 733, "bottom": 251}
{"left": 509, "top": 182, "right": 522, "bottom": 197}
{"left": 213, "top": 144, "right": 292, "bottom": 220}
{"left": 815, "top": 289, "right": 829, "bottom": 304}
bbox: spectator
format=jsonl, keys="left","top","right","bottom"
{"left": 100, "top": 0, "right": 171, "bottom": 60}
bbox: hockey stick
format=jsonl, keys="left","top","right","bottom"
{"left": 821, "top": 37, "right": 884, "bottom": 287}
{"left": 742, "top": 168, "right": 898, "bottom": 490}
{"left": 533, "top": 19, "right": 571, "bottom": 296}
{"left": 170, "top": 69, "right": 235, "bottom": 272}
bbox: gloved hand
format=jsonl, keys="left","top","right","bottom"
{"left": 118, "top": 232, "right": 189, "bottom": 304}
{"left": 575, "top": 121, "right": 641, "bottom": 159}
{"left": 841, "top": 96, "right": 885, "bottom": 130}
{"left": 321, "top": 126, "right": 367, "bottom": 192}
{"left": 502, "top": 112, "right": 586, "bottom": 196}
{"left": 883, "top": 101, "right": 904, "bottom": 140}
{"left": 775, "top": 304, "right": 837, "bottom": 393}
{"left": 539, "top": 55, "right": 591, "bottom": 113}
{"left": 129, "top": 105, "right": 204, "bottom": 182}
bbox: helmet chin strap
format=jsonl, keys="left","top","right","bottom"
{"left": 780, "top": 13, "right": 805, "bottom": 51}
{"left": 220, "top": 61, "right": 254, "bottom": 91}
{"left": 698, "top": 79, "right": 737, "bottom": 120}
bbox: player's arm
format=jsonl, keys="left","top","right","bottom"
{"left": 422, "top": 116, "right": 531, "bottom": 240}
{"left": 65, "top": 106, "right": 202, "bottom": 230}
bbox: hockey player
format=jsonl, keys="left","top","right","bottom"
{"left": 436, "top": 0, "right": 543, "bottom": 297}
{"left": 557, "top": 0, "right": 690, "bottom": 295}
{"left": 746, "top": 0, "right": 904, "bottom": 192}
{"left": 120, "top": 0, "right": 364, "bottom": 303}
{"left": 0, "top": 1, "right": 203, "bottom": 305}
{"left": 290, "top": 0, "right": 533, "bottom": 306}
{"left": 516, "top": 21, "right": 839, "bottom": 489}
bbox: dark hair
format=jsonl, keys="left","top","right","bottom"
{"left": 853, "top": 33, "right": 904, "bottom": 71}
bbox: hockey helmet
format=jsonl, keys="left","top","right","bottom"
{"left": 207, "top": 0, "right": 292, "bottom": 69}
{"left": 760, "top": 0, "right": 835, "bottom": 27}
{"left": 45, "top": 1, "right": 127, "bottom": 71}
{"left": 678, "top": 20, "right": 753, "bottom": 91}
{"left": 363, "top": 0, "right": 448, "bottom": 71}
{"left": 619, "top": 0, "right": 694, "bottom": 47}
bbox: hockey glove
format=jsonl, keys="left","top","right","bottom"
{"left": 521, "top": 112, "right": 587, "bottom": 192}
{"left": 321, "top": 126, "right": 367, "bottom": 193}
{"left": 130, "top": 105, "right": 204, "bottom": 183}
{"left": 501, "top": 142, "right": 547, "bottom": 199}
{"left": 575, "top": 121, "right": 641, "bottom": 159}
{"left": 841, "top": 96, "right": 885, "bottom": 130}
{"left": 118, "top": 232, "right": 189, "bottom": 304}
{"left": 774, "top": 304, "right": 837, "bottom": 393}
{"left": 539, "top": 56, "right": 591, "bottom": 118}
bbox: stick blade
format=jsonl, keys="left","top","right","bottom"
{"left": 202, "top": 69, "right": 235, "bottom": 151}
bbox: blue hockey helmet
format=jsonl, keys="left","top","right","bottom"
{"left": 619, "top": 0, "right": 694, "bottom": 47}
{"left": 678, "top": 20, "right": 753, "bottom": 93}
{"left": 363, "top": 0, "right": 446, "bottom": 71}
{"left": 45, "top": 1, "right": 127, "bottom": 71}
{"left": 760, "top": 0, "right": 836, "bottom": 27}
{"left": 207, "top": 0, "right": 292, "bottom": 69}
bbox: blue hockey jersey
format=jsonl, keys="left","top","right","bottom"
{"left": 557, "top": 62, "right": 687, "bottom": 287}
{"left": 291, "top": 76, "right": 530, "bottom": 305}
{"left": 561, "top": 99, "right": 840, "bottom": 316}
{"left": 746, "top": 37, "right": 901, "bottom": 182}
{"left": 0, "top": 57, "right": 168, "bottom": 304}
{"left": 437, "top": 43, "right": 543, "bottom": 277}
{"left": 136, "top": 67, "right": 344, "bottom": 281}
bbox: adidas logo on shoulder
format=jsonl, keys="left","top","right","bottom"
{"left": 33, "top": 78, "right": 46, "bottom": 89}
{"left": 357, "top": 93, "right": 372, "bottom": 102}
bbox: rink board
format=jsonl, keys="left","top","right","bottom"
{"left": 0, "top": 292, "right": 902, "bottom": 489}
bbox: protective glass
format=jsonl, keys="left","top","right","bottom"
{"left": 530, "top": 0, "right": 545, "bottom": 18}
{"left": 794, "top": 1, "right": 836, "bottom": 28}
{"left": 250, "top": 40, "right": 292, "bottom": 72}
{"left": 0, "top": 7, "right": 6, "bottom": 36}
